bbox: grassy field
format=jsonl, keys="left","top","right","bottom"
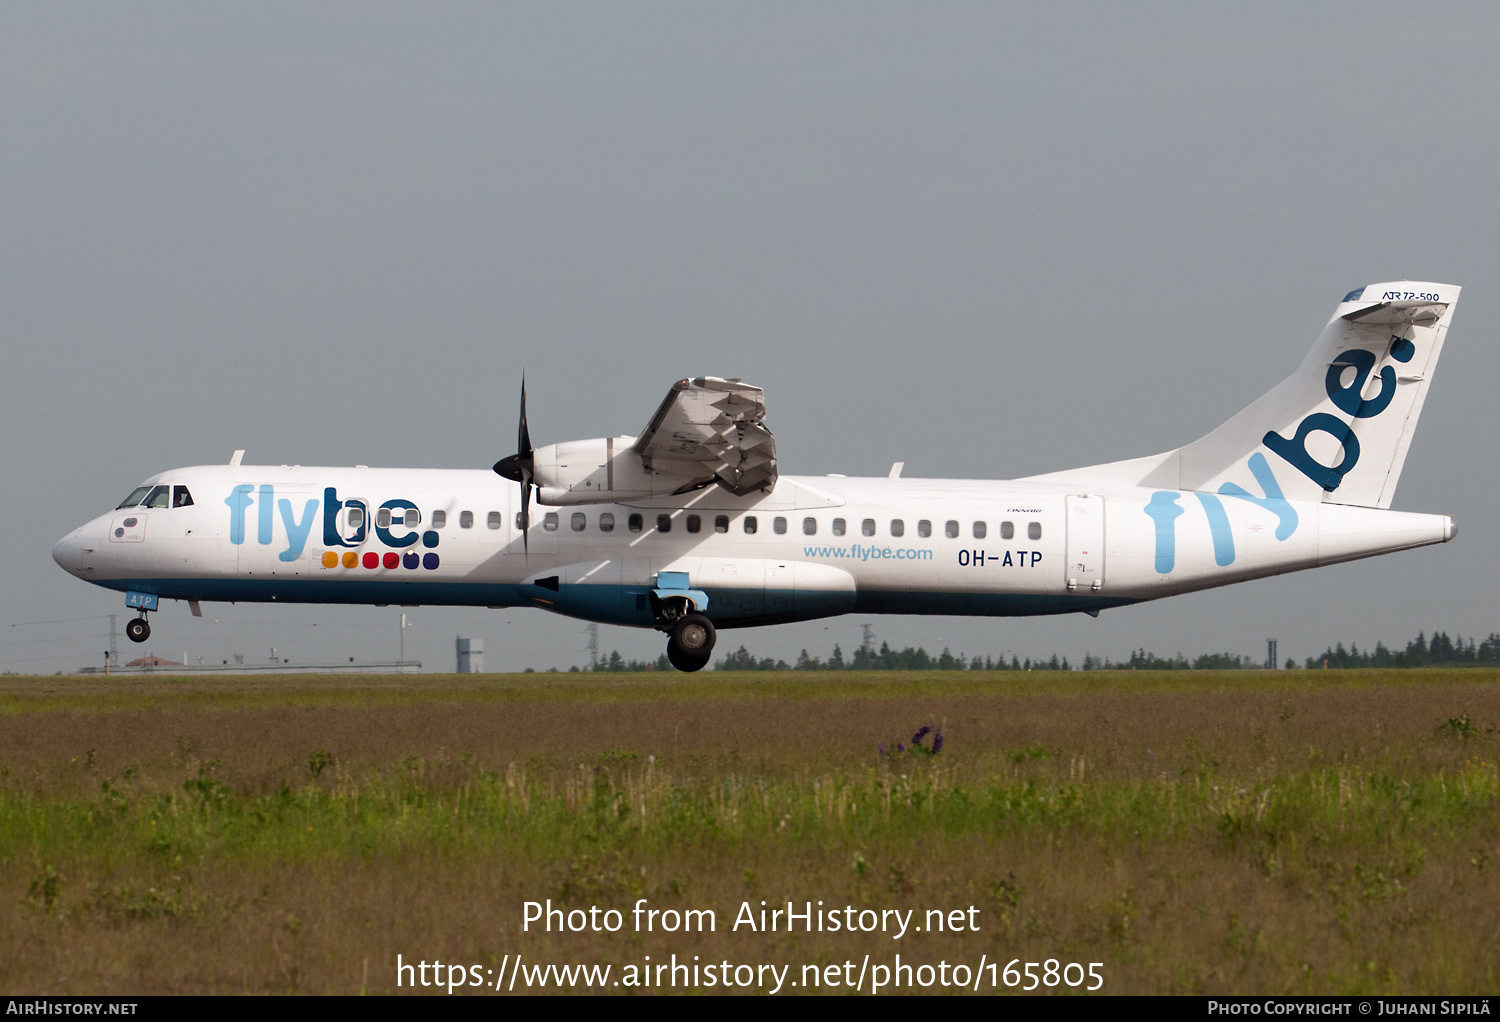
{"left": 1, "top": 668, "right": 1497, "bottom": 995}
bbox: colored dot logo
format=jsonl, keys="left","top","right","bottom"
{"left": 320, "top": 548, "right": 439, "bottom": 569}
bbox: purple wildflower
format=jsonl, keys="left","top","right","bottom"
{"left": 878, "top": 742, "right": 887, "bottom": 757}
{"left": 912, "top": 725, "right": 934, "bottom": 746}
{"left": 931, "top": 729, "right": 944, "bottom": 755}
{"left": 897, "top": 743, "right": 906, "bottom": 753}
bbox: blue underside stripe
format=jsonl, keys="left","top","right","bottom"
{"left": 96, "top": 577, "right": 1136, "bottom": 627}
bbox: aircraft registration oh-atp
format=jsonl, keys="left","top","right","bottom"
{"left": 54, "top": 281, "right": 1460, "bottom": 671}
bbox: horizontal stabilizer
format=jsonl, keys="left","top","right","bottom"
{"left": 1342, "top": 299, "right": 1447, "bottom": 326}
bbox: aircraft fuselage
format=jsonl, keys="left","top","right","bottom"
{"left": 52, "top": 464, "right": 1453, "bottom": 629}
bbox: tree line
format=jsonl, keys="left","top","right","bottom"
{"left": 693, "top": 629, "right": 1500, "bottom": 672}
{"left": 555, "top": 628, "right": 1500, "bottom": 673}
{"left": 713, "top": 643, "right": 1263, "bottom": 672}
{"left": 1305, "top": 631, "right": 1500, "bottom": 669}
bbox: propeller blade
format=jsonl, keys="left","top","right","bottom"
{"left": 517, "top": 376, "right": 531, "bottom": 461}
{"left": 493, "top": 377, "right": 536, "bottom": 482}
{"left": 491, "top": 377, "right": 535, "bottom": 557}
{"left": 520, "top": 481, "right": 531, "bottom": 556}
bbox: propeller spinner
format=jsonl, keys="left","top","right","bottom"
{"left": 492, "top": 379, "right": 534, "bottom": 554}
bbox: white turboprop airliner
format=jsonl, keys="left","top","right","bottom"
{"left": 54, "top": 282, "right": 1459, "bottom": 671}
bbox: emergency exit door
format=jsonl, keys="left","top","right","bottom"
{"left": 1065, "top": 494, "right": 1105, "bottom": 592}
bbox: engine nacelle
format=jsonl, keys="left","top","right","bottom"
{"left": 532, "top": 436, "right": 709, "bottom": 505}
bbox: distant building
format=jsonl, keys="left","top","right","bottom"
{"left": 456, "top": 636, "right": 483, "bottom": 673}
{"left": 125, "top": 655, "right": 183, "bottom": 668}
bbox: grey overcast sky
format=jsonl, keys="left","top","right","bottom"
{"left": 5, "top": 2, "right": 1498, "bottom": 673}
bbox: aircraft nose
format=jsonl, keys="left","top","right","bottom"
{"left": 52, "top": 529, "right": 85, "bottom": 573}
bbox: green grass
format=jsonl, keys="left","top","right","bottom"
{"left": 0, "top": 666, "right": 1484, "bottom": 716}
{"left": 1, "top": 670, "right": 1498, "bottom": 994}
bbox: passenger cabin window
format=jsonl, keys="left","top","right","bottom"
{"left": 803, "top": 517, "right": 817, "bottom": 535}
{"left": 599, "top": 513, "right": 615, "bottom": 533}
{"left": 973, "top": 521, "right": 987, "bottom": 539}
{"left": 744, "top": 516, "right": 758, "bottom": 534}
{"left": 945, "top": 520, "right": 959, "bottom": 539}
{"left": 773, "top": 517, "right": 788, "bottom": 535}
{"left": 403, "top": 508, "right": 420, "bottom": 526}
{"left": 714, "top": 515, "right": 729, "bottom": 533}
{"left": 1000, "top": 521, "right": 1014, "bottom": 539}
{"left": 117, "top": 486, "right": 152, "bottom": 509}
{"left": 917, "top": 519, "right": 931, "bottom": 538}
{"left": 1028, "top": 522, "right": 1042, "bottom": 540}
{"left": 432, "top": 510, "right": 446, "bottom": 529}
{"left": 890, "top": 519, "right": 905, "bottom": 537}
{"left": 377, "top": 508, "right": 392, "bottom": 529}
{"left": 862, "top": 519, "right": 876, "bottom": 537}
{"left": 571, "top": 512, "right": 586, "bottom": 532}
{"left": 172, "top": 486, "right": 194, "bottom": 508}
{"left": 145, "top": 485, "right": 170, "bottom": 509}
{"left": 686, "top": 514, "right": 701, "bottom": 534}
{"left": 348, "top": 507, "right": 365, "bottom": 529}
{"left": 487, "top": 511, "right": 502, "bottom": 529}
{"left": 543, "top": 512, "right": 559, "bottom": 532}
{"left": 656, "top": 514, "right": 671, "bottom": 533}
{"left": 460, "top": 511, "right": 474, "bottom": 529}
{"left": 628, "top": 514, "right": 643, "bottom": 533}
{"left": 832, "top": 518, "right": 846, "bottom": 536}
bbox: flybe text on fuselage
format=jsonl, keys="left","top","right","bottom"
{"left": 223, "top": 486, "right": 443, "bottom": 566}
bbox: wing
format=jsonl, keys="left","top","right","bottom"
{"left": 632, "top": 377, "right": 777, "bottom": 495}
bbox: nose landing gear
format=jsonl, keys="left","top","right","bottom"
{"left": 126, "top": 614, "right": 151, "bottom": 643}
{"left": 122, "top": 591, "right": 159, "bottom": 644}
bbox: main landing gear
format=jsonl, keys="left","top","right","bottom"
{"left": 126, "top": 613, "right": 151, "bottom": 643}
{"left": 653, "top": 593, "right": 717, "bottom": 672}
{"left": 666, "top": 613, "right": 716, "bottom": 672}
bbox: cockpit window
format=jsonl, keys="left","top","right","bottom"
{"left": 117, "top": 486, "right": 152, "bottom": 509}
{"left": 172, "top": 486, "right": 194, "bottom": 508}
{"left": 144, "top": 485, "right": 170, "bottom": 509}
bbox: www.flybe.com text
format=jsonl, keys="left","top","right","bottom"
{"left": 802, "top": 544, "right": 934, "bottom": 561}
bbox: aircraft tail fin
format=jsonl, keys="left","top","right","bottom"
{"left": 1123, "top": 281, "right": 1461, "bottom": 509}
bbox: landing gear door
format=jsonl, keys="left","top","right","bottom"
{"left": 1065, "top": 494, "right": 1105, "bottom": 593}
